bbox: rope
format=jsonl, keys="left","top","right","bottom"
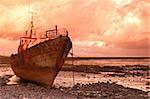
{"left": 69, "top": 52, "right": 80, "bottom": 58}
{"left": 71, "top": 48, "right": 75, "bottom": 86}
{"left": 69, "top": 52, "right": 100, "bottom": 66}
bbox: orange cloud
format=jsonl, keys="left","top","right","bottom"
{"left": 0, "top": 0, "right": 149, "bottom": 56}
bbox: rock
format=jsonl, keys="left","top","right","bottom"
{"left": 145, "top": 81, "right": 150, "bottom": 85}
{"left": 61, "top": 82, "right": 148, "bottom": 98}
{"left": 7, "top": 75, "right": 20, "bottom": 85}
{"left": 0, "top": 77, "right": 6, "bottom": 86}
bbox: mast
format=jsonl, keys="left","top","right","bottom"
{"left": 29, "top": 12, "right": 36, "bottom": 38}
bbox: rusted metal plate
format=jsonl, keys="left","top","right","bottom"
{"left": 11, "top": 35, "right": 72, "bottom": 86}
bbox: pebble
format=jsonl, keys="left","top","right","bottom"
{"left": 61, "top": 82, "right": 148, "bottom": 98}
{"left": 0, "top": 77, "right": 6, "bottom": 86}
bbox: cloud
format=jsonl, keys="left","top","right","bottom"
{"left": 112, "top": 38, "right": 150, "bottom": 49}
{"left": 101, "top": 0, "right": 150, "bottom": 43}
{"left": 0, "top": 0, "right": 116, "bottom": 40}
{"left": 0, "top": 0, "right": 149, "bottom": 56}
{"left": 73, "top": 43, "right": 149, "bottom": 57}
{"left": 0, "top": 38, "right": 19, "bottom": 55}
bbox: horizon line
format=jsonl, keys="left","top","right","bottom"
{"left": 0, "top": 55, "right": 150, "bottom": 59}
{"left": 67, "top": 56, "right": 150, "bottom": 59}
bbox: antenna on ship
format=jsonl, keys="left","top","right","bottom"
{"left": 29, "top": 12, "right": 36, "bottom": 38}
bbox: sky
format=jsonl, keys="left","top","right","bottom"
{"left": 0, "top": 0, "right": 150, "bottom": 57}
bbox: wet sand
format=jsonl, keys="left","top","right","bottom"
{"left": 0, "top": 64, "right": 149, "bottom": 98}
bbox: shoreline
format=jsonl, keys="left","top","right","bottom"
{"left": 0, "top": 65, "right": 149, "bottom": 98}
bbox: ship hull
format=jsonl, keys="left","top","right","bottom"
{"left": 11, "top": 35, "right": 72, "bottom": 86}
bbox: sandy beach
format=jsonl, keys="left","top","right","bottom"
{"left": 0, "top": 63, "right": 149, "bottom": 99}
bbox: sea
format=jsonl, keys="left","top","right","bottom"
{"left": 65, "top": 57, "right": 150, "bottom": 66}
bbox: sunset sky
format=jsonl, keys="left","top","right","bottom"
{"left": 0, "top": 0, "right": 150, "bottom": 57}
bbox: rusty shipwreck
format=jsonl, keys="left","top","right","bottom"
{"left": 11, "top": 16, "right": 72, "bottom": 86}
